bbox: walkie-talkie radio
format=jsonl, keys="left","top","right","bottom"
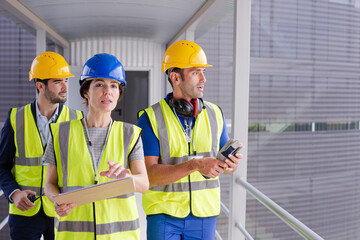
{"left": 27, "top": 194, "right": 40, "bottom": 203}
{"left": 216, "top": 139, "right": 242, "bottom": 162}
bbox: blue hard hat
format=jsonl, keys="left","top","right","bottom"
{"left": 79, "top": 53, "right": 126, "bottom": 86}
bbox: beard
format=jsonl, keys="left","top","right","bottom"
{"left": 180, "top": 85, "right": 203, "bottom": 99}
{"left": 44, "top": 87, "right": 67, "bottom": 104}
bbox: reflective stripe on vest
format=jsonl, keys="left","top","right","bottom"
{"left": 142, "top": 99, "right": 223, "bottom": 218}
{"left": 151, "top": 102, "right": 219, "bottom": 162}
{"left": 9, "top": 104, "right": 82, "bottom": 217}
{"left": 150, "top": 179, "right": 219, "bottom": 192}
{"left": 56, "top": 218, "right": 139, "bottom": 234}
{"left": 52, "top": 120, "right": 140, "bottom": 240}
{"left": 68, "top": 108, "right": 78, "bottom": 121}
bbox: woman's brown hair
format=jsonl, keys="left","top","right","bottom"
{"left": 79, "top": 79, "right": 124, "bottom": 108}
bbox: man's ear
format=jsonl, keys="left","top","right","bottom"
{"left": 170, "top": 71, "right": 181, "bottom": 86}
{"left": 36, "top": 81, "right": 44, "bottom": 92}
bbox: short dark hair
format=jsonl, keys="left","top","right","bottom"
{"left": 167, "top": 68, "right": 184, "bottom": 87}
{"left": 34, "top": 78, "right": 49, "bottom": 93}
{"left": 79, "top": 79, "right": 124, "bottom": 108}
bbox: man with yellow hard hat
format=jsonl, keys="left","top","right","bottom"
{"left": 137, "top": 40, "right": 242, "bottom": 239}
{"left": 0, "top": 52, "right": 83, "bottom": 240}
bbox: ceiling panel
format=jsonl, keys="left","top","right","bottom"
{"left": 18, "top": 0, "right": 207, "bottom": 43}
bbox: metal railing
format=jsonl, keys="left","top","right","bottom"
{"left": 0, "top": 190, "right": 8, "bottom": 232}
{"left": 217, "top": 199, "right": 254, "bottom": 240}
{"left": 230, "top": 177, "right": 324, "bottom": 240}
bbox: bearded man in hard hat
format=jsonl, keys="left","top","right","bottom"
{"left": 0, "top": 52, "right": 83, "bottom": 240}
{"left": 137, "top": 40, "right": 242, "bottom": 240}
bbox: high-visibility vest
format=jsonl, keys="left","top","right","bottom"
{"left": 140, "top": 99, "right": 224, "bottom": 218}
{"left": 9, "top": 103, "right": 82, "bottom": 217}
{"left": 51, "top": 120, "right": 141, "bottom": 240}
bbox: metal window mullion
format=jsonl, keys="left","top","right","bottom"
{"left": 229, "top": 1, "right": 252, "bottom": 240}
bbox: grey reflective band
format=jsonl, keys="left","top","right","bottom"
{"left": 56, "top": 218, "right": 139, "bottom": 234}
{"left": 150, "top": 179, "right": 220, "bottom": 192}
{"left": 68, "top": 108, "right": 78, "bottom": 121}
{"left": 152, "top": 103, "right": 170, "bottom": 161}
{"left": 204, "top": 102, "right": 219, "bottom": 153}
{"left": 121, "top": 123, "right": 134, "bottom": 169}
{"left": 191, "top": 179, "right": 219, "bottom": 191}
{"left": 97, "top": 219, "right": 140, "bottom": 235}
{"left": 15, "top": 106, "right": 44, "bottom": 166}
{"left": 18, "top": 185, "right": 42, "bottom": 195}
{"left": 56, "top": 220, "right": 94, "bottom": 232}
{"left": 58, "top": 121, "right": 71, "bottom": 189}
{"left": 15, "top": 106, "right": 27, "bottom": 160}
{"left": 58, "top": 186, "right": 81, "bottom": 193}
{"left": 14, "top": 156, "right": 42, "bottom": 166}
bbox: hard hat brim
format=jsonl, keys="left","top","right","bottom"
{"left": 29, "top": 73, "right": 74, "bottom": 82}
{"left": 162, "top": 63, "right": 212, "bottom": 72}
{"left": 79, "top": 76, "right": 127, "bottom": 86}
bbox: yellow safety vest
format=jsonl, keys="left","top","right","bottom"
{"left": 51, "top": 120, "right": 141, "bottom": 240}
{"left": 9, "top": 103, "right": 82, "bottom": 217}
{"left": 140, "top": 99, "right": 224, "bottom": 218}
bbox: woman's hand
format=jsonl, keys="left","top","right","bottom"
{"left": 100, "top": 161, "right": 130, "bottom": 179}
{"left": 55, "top": 203, "right": 77, "bottom": 217}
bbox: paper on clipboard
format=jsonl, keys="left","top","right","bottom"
{"left": 54, "top": 176, "right": 135, "bottom": 206}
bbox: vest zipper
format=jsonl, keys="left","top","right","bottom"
{"left": 93, "top": 202, "right": 97, "bottom": 239}
{"left": 40, "top": 163, "right": 44, "bottom": 211}
{"left": 188, "top": 117, "right": 197, "bottom": 215}
{"left": 93, "top": 176, "right": 97, "bottom": 239}
{"left": 188, "top": 142, "right": 192, "bottom": 214}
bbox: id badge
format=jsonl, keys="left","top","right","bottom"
{"left": 189, "top": 154, "right": 210, "bottom": 179}
{"left": 188, "top": 154, "right": 203, "bottom": 160}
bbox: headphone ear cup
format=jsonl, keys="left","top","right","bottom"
{"left": 175, "top": 99, "right": 194, "bottom": 117}
{"left": 192, "top": 98, "right": 204, "bottom": 117}
{"left": 198, "top": 99, "right": 203, "bottom": 113}
{"left": 169, "top": 97, "right": 194, "bottom": 117}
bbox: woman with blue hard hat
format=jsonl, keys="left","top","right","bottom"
{"left": 44, "top": 53, "right": 149, "bottom": 240}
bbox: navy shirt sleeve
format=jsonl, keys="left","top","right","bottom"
{"left": 0, "top": 110, "right": 19, "bottom": 200}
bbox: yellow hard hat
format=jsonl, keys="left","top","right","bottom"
{"left": 162, "top": 40, "right": 212, "bottom": 72}
{"left": 29, "top": 51, "right": 74, "bottom": 81}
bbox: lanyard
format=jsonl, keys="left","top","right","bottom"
{"left": 84, "top": 117, "right": 113, "bottom": 182}
{"left": 172, "top": 107, "right": 197, "bottom": 155}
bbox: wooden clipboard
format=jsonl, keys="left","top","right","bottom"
{"left": 54, "top": 176, "right": 135, "bottom": 206}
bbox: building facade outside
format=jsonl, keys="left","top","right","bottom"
{"left": 198, "top": 0, "right": 360, "bottom": 239}
{"left": 0, "top": 15, "right": 37, "bottom": 239}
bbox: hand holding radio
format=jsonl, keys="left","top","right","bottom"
{"left": 27, "top": 194, "right": 40, "bottom": 203}
{"left": 216, "top": 139, "right": 242, "bottom": 174}
{"left": 11, "top": 190, "right": 36, "bottom": 211}
{"left": 217, "top": 139, "right": 242, "bottom": 161}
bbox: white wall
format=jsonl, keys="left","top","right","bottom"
{"left": 67, "top": 65, "right": 87, "bottom": 114}
{"left": 70, "top": 37, "right": 166, "bottom": 106}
